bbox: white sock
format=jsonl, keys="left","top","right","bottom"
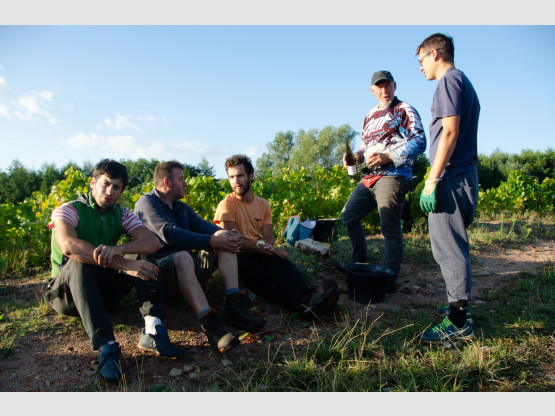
{"left": 144, "top": 315, "right": 162, "bottom": 335}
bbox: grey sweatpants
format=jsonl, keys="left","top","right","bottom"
{"left": 428, "top": 170, "right": 479, "bottom": 303}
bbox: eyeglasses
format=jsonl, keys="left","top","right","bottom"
{"left": 418, "top": 49, "right": 440, "bottom": 66}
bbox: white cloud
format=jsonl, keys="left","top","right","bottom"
{"left": 104, "top": 113, "right": 140, "bottom": 132}
{"left": 0, "top": 76, "right": 7, "bottom": 89}
{"left": 60, "top": 133, "right": 219, "bottom": 164}
{"left": 0, "top": 104, "right": 9, "bottom": 118}
{"left": 12, "top": 90, "right": 56, "bottom": 124}
{"left": 62, "top": 133, "right": 136, "bottom": 150}
{"left": 38, "top": 90, "right": 53, "bottom": 101}
{"left": 16, "top": 95, "right": 40, "bottom": 118}
{"left": 100, "top": 113, "right": 164, "bottom": 132}
{"left": 59, "top": 132, "right": 243, "bottom": 178}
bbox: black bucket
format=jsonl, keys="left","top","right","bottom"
{"left": 312, "top": 219, "right": 339, "bottom": 243}
{"left": 346, "top": 264, "right": 395, "bottom": 304}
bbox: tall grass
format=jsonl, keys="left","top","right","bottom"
{"left": 213, "top": 261, "right": 554, "bottom": 392}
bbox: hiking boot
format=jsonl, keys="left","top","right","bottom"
{"left": 302, "top": 279, "right": 340, "bottom": 320}
{"left": 137, "top": 325, "right": 184, "bottom": 357}
{"left": 200, "top": 309, "right": 241, "bottom": 353}
{"left": 387, "top": 278, "right": 398, "bottom": 294}
{"left": 435, "top": 305, "right": 473, "bottom": 324}
{"left": 224, "top": 291, "right": 265, "bottom": 332}
{"left": 420, "top": 316, "right": 474, "bottom": 344}
{"left": 97, "top": 342, "right": 124, "bottom": 382}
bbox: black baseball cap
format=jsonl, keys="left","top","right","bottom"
{"left": 371, "top": 70, "right": 395, "bottom": 85}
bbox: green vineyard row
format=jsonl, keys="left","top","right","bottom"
{"left": 1, "top": 166, "right": 553, "bottom": 276}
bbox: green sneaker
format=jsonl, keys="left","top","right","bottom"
{"left": 420, "top": 316, "right": 474, "bottom": 344}
{"left": 435, "top": 305, "right": 473, "bottom": 324}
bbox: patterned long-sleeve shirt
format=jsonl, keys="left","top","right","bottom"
{"left": 356, "top": 97, "right": 426, "bottom": 180}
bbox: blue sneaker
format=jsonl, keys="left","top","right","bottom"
{"left": 137, "top": 325, "right": 184, "bottom": 357}
{"left": 435, "top": 305, "right": 473, "bottom": 324}
{"left": 98, "top": 342, "right": 124, "bottom": 382}
{"left": 420, "top": 317, "right": 474, "bottom": 344}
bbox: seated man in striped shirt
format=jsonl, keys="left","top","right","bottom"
{"left": 46, "top": 159, "right": 182, "bottom": 383}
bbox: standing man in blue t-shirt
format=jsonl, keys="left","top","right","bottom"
{"left": 416, "top": 33, "right": 480, "bottom": 344}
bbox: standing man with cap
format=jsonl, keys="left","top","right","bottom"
{"left": 341, "top": 70, "right": 426, "bottom": 293}
{"left": 416, "top": 33, "right": 480, "bottom": 344}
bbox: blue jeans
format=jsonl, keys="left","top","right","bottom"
{"left": 429, "top": 170, "right": 479, "bottom": 303}
{"left": 341, "top": 176, "right": 409, "bottom": 279}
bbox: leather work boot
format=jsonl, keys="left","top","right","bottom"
{"left": 301, "top": 279, "right": 340, "bottom": 320}
{"left": 223, "top": 290, "right": 265, "bottom": 332}
{"left": 199, "top": 309, "right": 241, "bottom": 353}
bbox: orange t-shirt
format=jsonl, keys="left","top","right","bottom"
{"left": 214, "top": 193, "right": 272, "bottom": 242}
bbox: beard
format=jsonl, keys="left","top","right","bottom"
{"left": 381, "top": 98, "right": 393, "bottom": 108}
{"left": 234, "top": 180, "right": 252, "bottom": 196}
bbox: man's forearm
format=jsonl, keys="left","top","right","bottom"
{"left": 429, "top": 130, "right": 458, "bottom": 180}
{"left": 119, "top": 234, "right": 162, "bottom": 255}
{"left": 429, "top": 115, "right": 460, "bottom": 180}
{"left": 240, "top": 239, "right": 262, "bottom": 253}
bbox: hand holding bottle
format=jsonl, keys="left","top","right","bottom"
{"left": 345, "top": 139, "right": 357, "bottom": 175}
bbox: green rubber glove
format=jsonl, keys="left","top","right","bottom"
{"left": 420, "top": 179, "right": 439, "bottom": 213}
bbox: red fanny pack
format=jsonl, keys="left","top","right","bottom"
{"left": 362, "top": 174, "right": 382, "bottom": 188}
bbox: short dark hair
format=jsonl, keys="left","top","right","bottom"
{"left": 416, "top": 33, "right": 455, "bottom": 63}
{"left": 154, "top": 160, "right": 185, "bottom": 188}
{"left": 92, "top": 159, "right": 129, "bottom": 189}
{"left": 225, "top": 154, "right": 254, "bottom": 176}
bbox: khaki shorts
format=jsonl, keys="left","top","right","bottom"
{"left": 157, "top": 250, "right": 218, "bottom": 298}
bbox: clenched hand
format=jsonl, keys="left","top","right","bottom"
{"left": 123, "top": 259, "right": 159, "bottom": 281}
{"left": 210, "top": 229, "right": 243, "bottom": 253}
{"left": 93, "top": 244, "right": 123, "bottom": 268}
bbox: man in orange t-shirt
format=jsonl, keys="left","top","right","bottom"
{"left": 214, "top": 154, "right": 339, "bottom": 319}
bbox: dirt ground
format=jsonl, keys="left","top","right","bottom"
{"left": 0, "top": 237, "right": 553, "bottom": 392}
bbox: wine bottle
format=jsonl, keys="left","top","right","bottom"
{"left": 345, "top": 139, "right": 357, "bottom": 175}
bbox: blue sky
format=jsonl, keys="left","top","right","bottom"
{"left": 1, "top": 25, "right": 554, "bottom": 179}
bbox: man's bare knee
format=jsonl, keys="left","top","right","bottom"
{"left": 217, "top": 250, "right": 235, "bottom": 263}
{"left": 174, "top": 251, "right": 196, "bottom": 282}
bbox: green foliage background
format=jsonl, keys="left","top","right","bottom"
{"left": 1, "top": 158, "right": 554, "bottom": 277}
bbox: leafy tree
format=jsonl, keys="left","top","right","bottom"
{"left": 0, "top": 170, "right": 7, "bottom": 204}
{"left": 478, "top": 152, "right": 508, "bottom": 190}
{"left": 256, "top": 125, "right": 357, "bottom": 177}
{"left": 1, "top": 160, "right": 40, "bottom": 204}
{"left": 197, "top": 157, "right": 216, "bottom": 178}
{"left": 317, "top": 125, "right": 357, "bottom": 170}
{"left": 288, "top": 129, "right": 319, "bottom": 171}
{"left": 411, "top": 153, "right": 429, "bottom": 188}
{"left": 478, "top": 149, "right": 523, "bottom": 190}
{"left": 122, "top": 158, "right": 160, "bottom": 192}
{"left": 255, "top": 131, "right": 295, "bottom": 178}
{"left": 38, "top": 163, "right": 64, "bottom": 196}
{"left": 519, "top": 148, "right": 554, "bottom": 181}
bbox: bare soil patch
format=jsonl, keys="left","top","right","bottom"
{"left": 1, "top": 238, "right": 553, "bottom": 392}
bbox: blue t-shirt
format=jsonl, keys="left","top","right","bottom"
{"left": 429, "top": 67, "right": 480, "bottom": 178}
